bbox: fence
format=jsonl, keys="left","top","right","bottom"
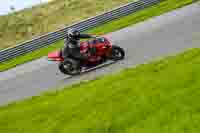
{"left": 0, "top": 0, "right": 162, "bottom": 62}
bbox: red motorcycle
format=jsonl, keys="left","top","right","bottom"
{"left": 47, "top": 36, "right": 125, "bottom": 75}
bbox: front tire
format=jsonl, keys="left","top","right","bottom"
{"left": 109, "top": 45, "right": 125, "bottom": 61}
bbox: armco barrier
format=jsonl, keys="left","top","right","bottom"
{"left": 0, "top": 0, "right": 162, "bottom": 62}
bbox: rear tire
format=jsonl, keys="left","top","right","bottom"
{"left": 109, "top": 45, "right": 125, "bottom": 61}
{"left": 59, "top": 62, "right": 68, "bottom": 75}
{"left": 58, "top": 58, "right": 81, "bottom": 75}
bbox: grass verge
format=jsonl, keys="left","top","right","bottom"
{"left": 0, "top": 0, "right": 194, "bottom": 72}
{"left": 1, "top": 48, "right": 200, "bottom": 132}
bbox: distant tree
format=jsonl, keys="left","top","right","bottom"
{"left": 10, "top": 5, "right": 16, "bottom": 14}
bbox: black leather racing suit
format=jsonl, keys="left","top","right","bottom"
{"left": 63, "top": 33, "right": 95, "bottom": 63}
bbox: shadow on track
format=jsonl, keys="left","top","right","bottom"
{"left": 61, "top": 60, "right": 118, "bottom": 80}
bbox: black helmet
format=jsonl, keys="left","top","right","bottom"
{"left": 67, "top": 28, "right": 80, "bottom": 41}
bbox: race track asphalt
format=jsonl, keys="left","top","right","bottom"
{"left": 0, "top": 2, "right": 200, "bottom": 105}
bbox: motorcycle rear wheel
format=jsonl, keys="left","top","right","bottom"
{"left": 58, "top": 58, "right": 81, "bottom": 75}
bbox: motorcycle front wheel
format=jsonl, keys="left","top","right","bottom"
{"left": 109, "top": 45, "right": 125, "bottom": 61}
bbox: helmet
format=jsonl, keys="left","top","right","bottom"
{"left": 67, "top": 28, "right": 80, "bottom": 41}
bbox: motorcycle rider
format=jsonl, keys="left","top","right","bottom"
{"left": 63, "top": 28, "right": 97, "bottom": 64}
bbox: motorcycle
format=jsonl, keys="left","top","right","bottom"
{"left": 47, "top": 36, "right": 125, "bottom": 75}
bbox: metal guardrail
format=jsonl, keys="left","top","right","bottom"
{"left": 0, "top": 0, "right": 162, "bottom": 63}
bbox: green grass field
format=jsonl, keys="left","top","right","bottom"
{"left": 1, "top": 48, "right": 200, "bottom": 133}
{"left": 0, "top": 0, "right": 194, "bottom": 72}
{"left": 0, "top": 0, "right": 134, "bottom": 49}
